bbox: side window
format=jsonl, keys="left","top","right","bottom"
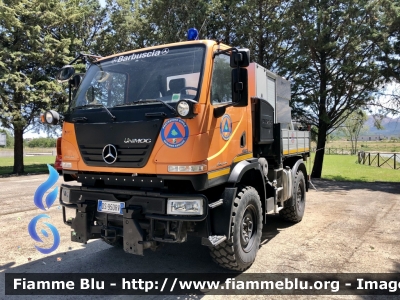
{"left": 211, "top": 55, "right": 232, "bottom": 104}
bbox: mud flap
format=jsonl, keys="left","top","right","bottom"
{"left": 123, "top": 207, "right": 144, "bottom": 255}
{"left": 71, "top": 204, "right": 89, "bottom": 243}
{"left": 210, "top": 187, "right": 237, "bottom": 238}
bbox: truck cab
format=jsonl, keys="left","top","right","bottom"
{"left": 45, "top": 39, "right": 310, "bottom": 271}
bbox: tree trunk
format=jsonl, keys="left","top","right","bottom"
{"left": 312, "top": 42, "right": 328, "bottom": 178}
{"left": 312, "top": 122, "right": 328, "bottom": 178}
{"left": 354, "top": 139, "right": 357, "bottom": 155}
{"left": 13, "top": 127, "right": 24, "bottom": 174}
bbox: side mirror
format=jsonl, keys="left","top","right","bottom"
{"left": 69, "top": 74, "right": 82, "bottom": 88}
{"left": 56, "top": 65, "right": 75, "bottom": 83}
{"left": 232, "top": 68, "right": 248, "bottom": 107}
{"left": 213, "top": 106, "right": 226, "bottom": 118}
{"left": 230, "top": 49, "right": 250, "bottom": 68}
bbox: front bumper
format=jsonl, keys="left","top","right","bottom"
{"left": 59, "top": 184, "right": 209, "bottom": 255}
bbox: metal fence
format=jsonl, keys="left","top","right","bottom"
{"left": 311, "top": 148, "right": 356, "bottom": 155}
{"left": 0, "top": 148, "right": 56, "bottom": 157}
{"left": 357, "top": 151, "right": 400, "bottom": 170}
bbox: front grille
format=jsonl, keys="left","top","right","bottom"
{"left": 79, "top": 144, "right": 150, "bottom": 168}
{"left": 74, "top": 120, "right": 163, "bottom": 168}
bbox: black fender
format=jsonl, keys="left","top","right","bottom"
{"left": 210, "top": 159, "right": 266, "bottom": 238}
{"left": 227, "top": 159, "right": 266, "bottom": 204}
{"left": 285, "top": 159, "right": 308, "bottom": 207}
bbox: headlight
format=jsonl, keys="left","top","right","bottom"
{"left": 167, "top": 199, "right": 203, "bottom": 215}
{"left": 42, "top": 110, "right": 60, "bottom": 125}
{"left": 45, "top": 111, "right": 54, "bottom": 124}
{"left": 177, "top": 100, "right": 190, "bottom": 117}
{"left": 61, "top": 187, "right": 70, "bottom": 203}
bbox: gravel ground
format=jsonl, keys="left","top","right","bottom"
{"left": 0, "top": 175, "right": 399, "bottom": 299}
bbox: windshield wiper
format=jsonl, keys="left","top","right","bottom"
{"left": 115, "top": 99, "right": 177, "bottom": 115}
{"left": 73, "top": 103, "right": 116, "bottom": 121}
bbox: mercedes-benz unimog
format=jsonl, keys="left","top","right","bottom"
{"left": 43, "top": 32, "right": 310, "bottom": 271}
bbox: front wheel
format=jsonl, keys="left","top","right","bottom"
{"left": 279, "top": 170, "right": 306, "bottom": 223}
{"left": 210, "top": 186, "right": 263, "bottom": 271}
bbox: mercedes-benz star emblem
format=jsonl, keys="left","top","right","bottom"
{"left": 102, "top": 144, "right": 118, "bottom": 164}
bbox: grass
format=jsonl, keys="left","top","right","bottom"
{"left": 310, "top": 154, "right": 400, "bottom": 182}
{"left": 0, "top": 156, "right": 55, "bottom": 175}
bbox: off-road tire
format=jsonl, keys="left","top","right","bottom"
{"left": 279, "top": 170, "right": 306, "bottom": 223}
{"left": 210, "top": 186, "right": 263, "bottom": 271}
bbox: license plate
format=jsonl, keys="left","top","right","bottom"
{"left": 97, "top": 200, "right": 125, "bottom": 214}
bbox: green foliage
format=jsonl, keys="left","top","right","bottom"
{"left": 287, "top": 1, "right": 390, "bottom": 128}
{"left": 26, "top": 137, "right": 56, "bottom": 148}
{"left": 377, "top": 0, "right": 400, "bottom": 102}
{"left": 279, "top": 0, "right": 398, "bottom": 177}
{"left": 0, "top": 0, "right": 73, "bottom": 131}
{"left": 0, "top": 0, "right": 106, "bottom": 173}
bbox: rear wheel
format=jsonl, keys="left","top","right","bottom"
{"left": 279, "top": 170, "right": 306, "bottom": 222}
{"left": 210, "top": 186, "right": 263, "bottom": 271}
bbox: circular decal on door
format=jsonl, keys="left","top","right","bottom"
{"left": 161, "top": 118, "right": 189, "bottom": 148}
{"left": 220, "top": 114, "right": 232, "bottom": 141}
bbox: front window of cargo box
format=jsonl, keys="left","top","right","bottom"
{"left": 71, "top": 45, "right": 205, "bottom": 109}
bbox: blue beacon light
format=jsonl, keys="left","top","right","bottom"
{"left": 187, "top": 28, "right": 199, "bottom": 41}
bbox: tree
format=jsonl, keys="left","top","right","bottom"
{"left": 232, "top": 0, "right": 294, "bottom": 71}
{"left": 27, "top": 137, "right": 56, "bottom": 148}
{"left": 282, "top": 0, "right": 395, "bottom": 178}
{"left": 0, "top": 0, "right": 73, "bottom": 173}
{"left": 376, "top": 1, "right": 400, "bottom": 114}
{"left": 340, "top": 110, "right": 367, "bottom": 154}
{"left": 0, "top": 0, "right": 106, "bottom": 174}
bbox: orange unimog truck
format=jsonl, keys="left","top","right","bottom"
{"left": 44, "top": 34, "right": 310, "bottom": 271}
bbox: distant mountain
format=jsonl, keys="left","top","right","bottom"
{"left": 365, "top": 116, "right": 400, "bottom": 136}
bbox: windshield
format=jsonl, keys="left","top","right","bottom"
{"left": 71, "top": 45, "right": 205, "bottom": 109}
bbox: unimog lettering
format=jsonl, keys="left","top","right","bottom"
{"left": 124, "top": 138, "right": 152, "bottom": 144}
